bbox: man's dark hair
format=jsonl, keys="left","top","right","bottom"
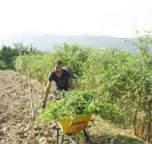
{"left": 54, "top": 59, "right": 63, "bottom": 65}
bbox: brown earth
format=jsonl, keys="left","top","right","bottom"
{"left": 0, "top": 70, "right": 55, "bottom": 144}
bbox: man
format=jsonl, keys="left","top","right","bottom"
{"left": 42, "top": 60, "right": 73, "bottom": 108}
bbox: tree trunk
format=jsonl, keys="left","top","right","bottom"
{"left": 133, "top": 110, "right": 138, "bottom": 135}
{"left": 147, "top": 103, "right": 151, "bottom": 142}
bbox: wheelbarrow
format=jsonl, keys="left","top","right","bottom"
{"left": 51, "top": 113, "right": 92, "bottom": 144}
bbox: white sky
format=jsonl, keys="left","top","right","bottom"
{"left": 0, "top": 0, "right": 152, "bottom": 37}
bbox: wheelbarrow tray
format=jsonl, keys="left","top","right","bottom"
{"left": 57, "top": 113, "right": 92, "bottom": 134}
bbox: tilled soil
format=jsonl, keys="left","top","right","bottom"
{"left": 0, "top": 70, "right": 55, "bottom": 144}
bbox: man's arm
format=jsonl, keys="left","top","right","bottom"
{"left": 42, "top": 81, "right": 51, "bottom": 107}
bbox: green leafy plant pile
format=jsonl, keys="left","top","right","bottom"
{"left": 37, "top": 91, "right": 93, "bottom": 123}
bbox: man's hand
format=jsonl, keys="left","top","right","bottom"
{"left": 42, "top": 81, "right": 51, "bottom": 108}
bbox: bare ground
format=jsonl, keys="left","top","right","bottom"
{"left": 0, "top": 70, "right": 55, "bottom": 144}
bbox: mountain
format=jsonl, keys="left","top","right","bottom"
{"left": 0, "top": 34, "right": 133, "bottom": 51}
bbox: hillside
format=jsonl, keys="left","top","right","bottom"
{"left": 0, "top": 34, "right": 132, "bottom": 51}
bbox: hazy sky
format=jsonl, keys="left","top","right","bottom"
{"left": 0, "top": 0, "right": 151, "bottom": 37}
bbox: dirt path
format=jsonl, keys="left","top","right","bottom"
{"left": 0, "top": 70, "right": 54, "bottom": 144}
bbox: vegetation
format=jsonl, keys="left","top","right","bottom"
{"left": 37, "top": 90, "right": 94, "bottom": 123}
{"left": 0, "top": 43, "right": 41, "bottom": 69}
{"left": 37, "top": 90, "right": 128, "bottom": 125}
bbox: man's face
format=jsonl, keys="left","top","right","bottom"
{"left": 54, "top": 63, "right": 62, "bottom": 73}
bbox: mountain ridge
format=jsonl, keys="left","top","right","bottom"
{"left": 0, "top": 34, "right": 133, "bottom": 51}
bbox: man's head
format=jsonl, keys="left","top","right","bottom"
{"left": 53, "top": 60, "right": 63, "bottom": 73}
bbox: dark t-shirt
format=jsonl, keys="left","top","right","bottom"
{"left": 48, "top": 69, "right": 71, "bottom": 91}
